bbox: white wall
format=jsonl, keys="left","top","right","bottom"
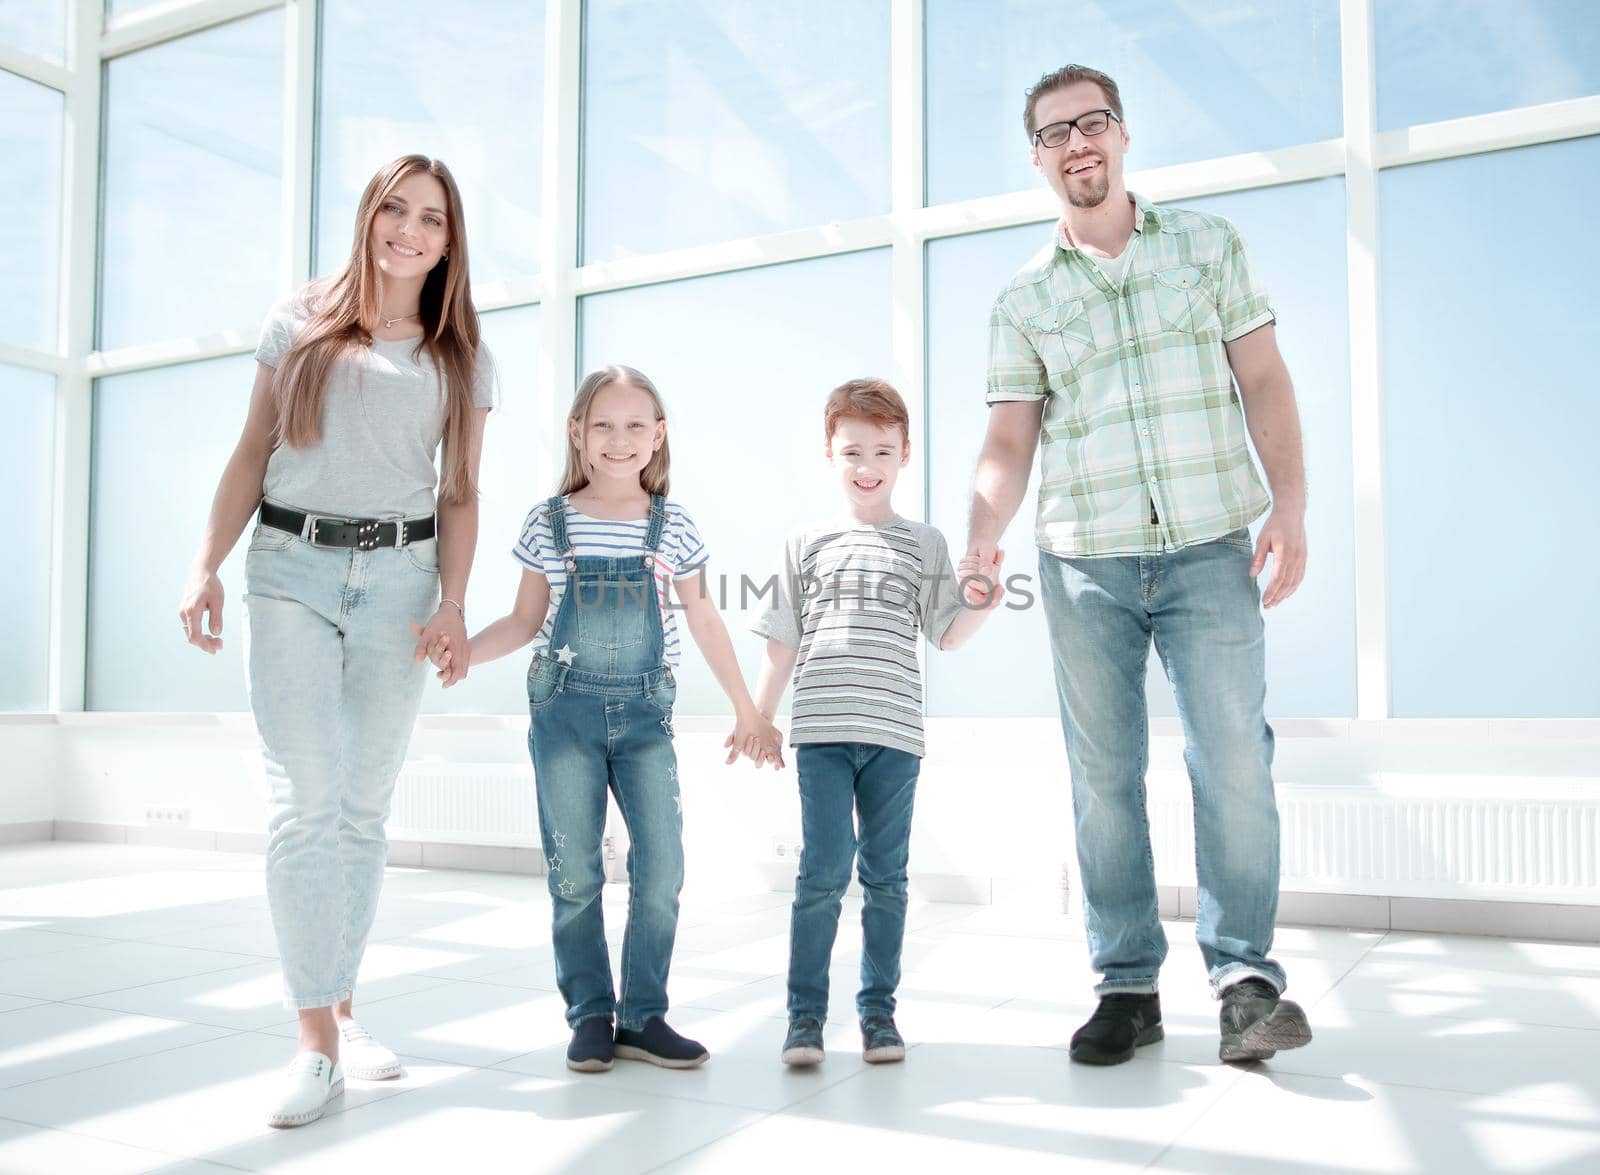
{"left": 0, "top": 716, "right": 55, "bottom": 828}
{"left": 12, "top": 714, "right": 1598, "bottom": 912}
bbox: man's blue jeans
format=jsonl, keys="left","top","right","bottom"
{"left": 787, "top": 742, "right": 920, "bottom": 1023}
{"left": 1039, "top": 529, "right": 1287, "bottom": 996}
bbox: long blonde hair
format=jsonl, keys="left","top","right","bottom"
{"left": 270, "top": 155, "right": 482, "bottom": 504}
{"left": 559, "top": 366, "right": 671, "bottom": 496}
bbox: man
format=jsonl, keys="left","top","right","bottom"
{"left": 963, "top": 65, "right": 1313, "bottom": 1065}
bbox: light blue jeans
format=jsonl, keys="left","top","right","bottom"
{"left": 1039, "top": 529, "right": 1287, "bottom": 997}
{"left": 242, "top": 522, "right": 438, "bottom": 1009}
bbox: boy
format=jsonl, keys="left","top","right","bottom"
{"left": 751, "top": 378, "right": 1002, "bottom": 1067}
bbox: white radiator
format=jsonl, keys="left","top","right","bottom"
{"left": 1148, "top": 780, "right": 1600, "bottom": 902}
{"left": 390, "top": 763, "right": 539, "bottom": 847}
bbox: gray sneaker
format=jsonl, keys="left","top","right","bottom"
{"left": 1219, "top": 978, "right": 1312, "bottom": 1063}
{"left": 781, "top": 1017, "right": 825, "bottom": 1067}
{"left": 860, "top": 1015, "right": 905, "bottom": 1064}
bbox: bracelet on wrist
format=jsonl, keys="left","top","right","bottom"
{"left": 439, "top": 597, "right": 465, "bottom": 619}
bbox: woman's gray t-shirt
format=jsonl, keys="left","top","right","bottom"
{"left": 254, "top": 294, "right": 497, "bottom": 519}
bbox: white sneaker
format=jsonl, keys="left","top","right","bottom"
{"left": 339, "top": 1019, "right": 403, "bottom": 1080}
{"left": 265, "top": 1051, "right": 344, "bottom": 1129}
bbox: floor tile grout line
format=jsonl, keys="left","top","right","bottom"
{"left": 1303, "top": 932, "right": 1390, "bottom": 1021}
{"left": 1132, "top": 1061, "right": 1255, "bottom": 1171}
{"left": 0, "top": 1026, "right": 249, "bottom": 1097}
{"left": 0, "top": 1111, "right": 242, "bottom": 1173}
{"left": 42, "top": 958, "right": 273, "bottom": 1005}
{"left": 1164, "top": 1060, "right": 1600, "bottom": 1117}
{"left": 636, "top": 1108, "right": 781, "bottom": 1174}
{"left": 482, "top": 1054, "right": 882, "bottom": 1116}
{"left": 1309, "top": 1001, "right": 1600, "bottom": 1035}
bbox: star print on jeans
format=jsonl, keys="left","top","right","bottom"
{"left": 672, "top": 794, "right": 682, "bottom": 815}
{"left": 553, "top": 831, "right": 566, "bottom": 849}
{"left": 548, "top": 855, "right": 563, "bottom": 873}
{"left": 660, "top": 713, "right": 674, "bottom": 736}
{"left": 558, "top": 879, "right": 575, "bottom": 898}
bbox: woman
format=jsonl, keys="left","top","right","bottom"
{"left": 178, "top": 155, "right": 495, "bottom": 1128}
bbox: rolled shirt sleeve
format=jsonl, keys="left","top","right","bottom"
{"left": 1215, "top": 219, "right": 1276, "bottom": 342}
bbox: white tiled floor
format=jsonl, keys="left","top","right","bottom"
{"left": 1, "top": 844, "right": 1596, "bottom": 1174}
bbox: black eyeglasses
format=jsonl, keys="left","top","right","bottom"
{"left": 1033, "top": 108, "right": 1120, "bottom": 149}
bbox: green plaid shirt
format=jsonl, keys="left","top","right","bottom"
{"left": 986, "top": 192, "right": 1276, "bottom": 557}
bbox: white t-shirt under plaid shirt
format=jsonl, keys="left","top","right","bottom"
{"left": 512, "top": 500, "right": 709, "bottom": 668}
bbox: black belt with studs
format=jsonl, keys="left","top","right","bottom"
{"left": 259, "top": 501, "right": 436, "bottom": 550}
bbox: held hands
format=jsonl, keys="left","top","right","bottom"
{"left": 411, "top": 605, "right": 470, "bottom": 687}
{"left": 724, "top": 709, "right": 785, "bottom": 770}
{"left": 958, "top": 547, "right": 1007, "bottom": 608}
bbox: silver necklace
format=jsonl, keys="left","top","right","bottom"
{"left": 380, "top": 311, "right": 419, "bottom": 329}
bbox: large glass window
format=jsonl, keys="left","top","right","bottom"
{"left": 316, "top": 0, "right": 543, "bottom": 285}
{"left": 0, "top": 70, "right": 63, "bottom": 352}
{"left": 88, "top": 355, "right": 255, "bottom": 711}
{"left": 0, "top": 366, "right": 55, "bottom": 712}
{"left": 0, "top": 1, "right": 65, "bottom": 64}
{"left": 1376, "top": 0, "right": 1600, "bottom": 130}
{"left": 925, "top": 222, "right": 1056, "bottom": 718}
{"left": 1380, "top": 137, "right": 1600, "bottom": 718}
{"left": 581, "top": 0, "right": 891, "bottom": 262}
{"left": 926, "top": 178, "right": 1354, "bottom": 718}
{"left": 580, "top": 249, "right": 894, "bottom": 712}
{"left": 99, "top": 12, "right": 283, "bottom": 350}
{"left": 106, "top": 0, "right": 165, "bottom": 20}
{"left": 422, "top": 305, "right": 550, "bottom": 716}
{"left": 924, "top": 0, "right": 1342, "bottom": 207}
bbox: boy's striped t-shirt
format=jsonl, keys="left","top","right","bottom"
{"left": 512, "top": 500, "right": 709, "bottom": 668}
{"left": 751, "top": 517, "right": 964, "bottom": 758}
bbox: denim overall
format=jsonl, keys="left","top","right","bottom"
{"left": 526, "top": 493, "right": 684, "bottom": 1030}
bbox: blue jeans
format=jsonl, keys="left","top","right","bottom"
{"left": 243, "top": 522, "right": 438, "bottom": 1009}
{"left": 1038, "top": 529, "right": 1287, "bottom": 997}
{"left": 787, "top": 742, "right": 919, "bottom": 1023}
{"left": 528, "top": 659, "right": 683, "bottom": 1030}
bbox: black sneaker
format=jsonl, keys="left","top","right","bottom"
{"left": 781, "top": 1017, "right": 825, "bottom": 1067}
{"left": 860, "top": 1015, "right": 905, "bottom": 1064}
{"left": 566, "top": 1016, "right": 614, "bottom": 1073}
{"left": 1219, "top": 978, "right": 1312, "bottom": 1064}
{"left": 614, "top": 1017, "right": 710, "bottom": 1069}
{"left": 1069, "top": 992, "right": 1164, "bottom": 1066}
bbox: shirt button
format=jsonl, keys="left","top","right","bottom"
{"left": 1141, "top": 428, "right": 1150, "bottom": 436}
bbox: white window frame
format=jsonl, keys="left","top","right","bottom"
{"left": 3, "top": 0, "right": 1597, "bottom": 720}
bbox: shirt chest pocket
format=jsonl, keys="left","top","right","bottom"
{"left": 1027, "top": 299, "right": 1097, "bottom": 370}
{"left": 1153, "top": 265, "right": 1219, "bottom": 334}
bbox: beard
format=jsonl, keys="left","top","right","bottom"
{"left": 1066, "top": 169, "right": 1111, "bottom": 209}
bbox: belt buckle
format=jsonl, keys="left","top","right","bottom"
{"left": 395, "top": 520, "right": 408, "bottom": 549}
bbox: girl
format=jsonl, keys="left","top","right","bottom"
{"left": 432, "top": 365, "right": 777, "bottom": 1071}
{"left": 177, "top": 156, "right": 496, "bottom": 1127}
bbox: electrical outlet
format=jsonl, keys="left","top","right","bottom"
{"left": 144, "top": 805, "right": 191, "bottom": 826}
{"left": 773, "top": 839, "right": 788, "bottom": 858}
